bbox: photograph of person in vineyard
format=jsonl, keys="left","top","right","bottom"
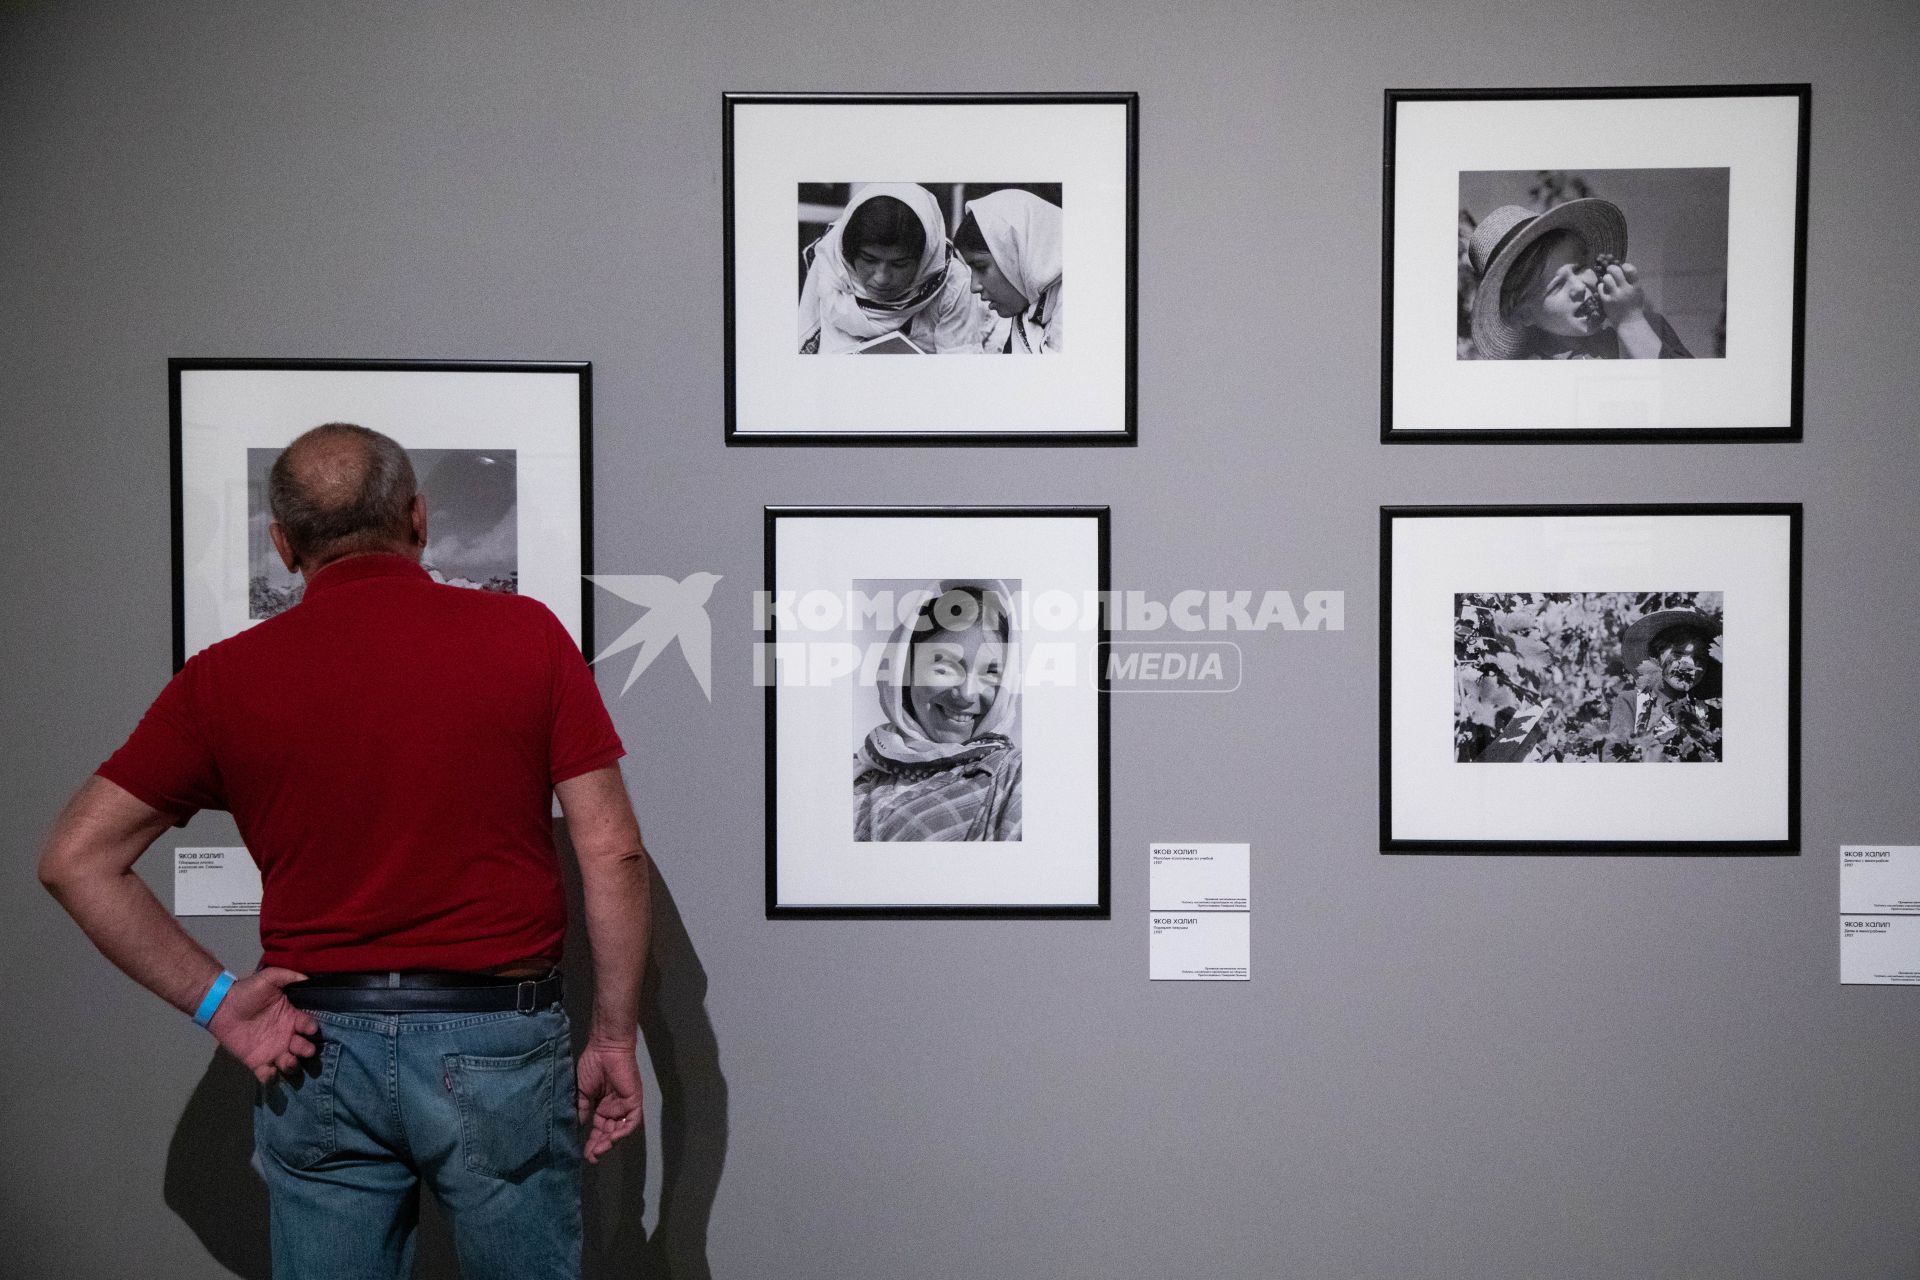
{"left": 1604, "top": 610, "right": 1722, "bottom": 756}
{"left": 1454, "top": 592, "right": 1723, "bottom": 764}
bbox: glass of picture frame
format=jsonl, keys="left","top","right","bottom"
{"left": 724, "top": 92, "right": 1138, "bottom": 445}
{"left": 1383, "top": 84, "right": 1810, "bottom": 441}
{"left": 170, "top": 358, "right": 592, "bottom": 667}
{"left": 764, "top": 506, "right": 1110, "bottom": 916}
{"left": 1381, "top": 504, "right": 1801, "bottom": 853}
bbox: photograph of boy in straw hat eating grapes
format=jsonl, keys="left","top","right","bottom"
{"left": 1457, "top": 168, "right": 1729, "bottom": 361}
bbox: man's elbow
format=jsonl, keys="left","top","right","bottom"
{"left": 571, "top": 826, "right": 651, "bottom": 900}
{"left": 38, "top": 777, "right": 167, "bottom": 901}
{"left": 577, "top": 840, "right": 649, "bottom": 873}
{"left": 37, "top": 841, "right": 84, "bottom": 899}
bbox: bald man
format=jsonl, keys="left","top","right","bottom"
{"left": 40, "top": 423, "right": 648, "bottom": 1279}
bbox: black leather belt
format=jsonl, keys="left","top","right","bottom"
{"left": 286, "top": 970, "right": 563, "bottom": 1014}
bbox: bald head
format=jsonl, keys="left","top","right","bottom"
{"left": 267, "top": 423, "right": 421, "bottom": 572}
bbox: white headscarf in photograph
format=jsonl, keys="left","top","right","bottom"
{"left": 800, "top": 182, "right": 956, "bottom": 346}
{"left": 857, "top": 580, "right": 1021, "bottom": 771}
{"left": 963, "top": 189, "right": 1063, "bottom": 310}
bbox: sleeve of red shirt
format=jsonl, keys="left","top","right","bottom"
{"left": 545, "top": 606, "right": 626, "bottom": 786}
{"left": 96, "top": 657, "right": 227, "bottom": 826}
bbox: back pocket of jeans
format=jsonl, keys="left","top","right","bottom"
{"left": 255, "top": 1039, "right": 344, "bottom": 1170}
{"left": 446, "top": 1038, "right": 556, "bottom": 1181}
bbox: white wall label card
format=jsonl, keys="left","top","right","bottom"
{"left": 1840, "top": 846, "right": 1920, "bottom": 985}
{"left": 1840, "top": 846, "right": 1920, "bottom": 914}
{"left": 1151, "top": 914, "right": 1250, "bottom": 981}
{"left": 1149, "top": 843, "right": 1250, "bottom": 981}
{"left": 174, "top": 847, "right": 262, "bottom": 916}
{"left": 1150, "top": 843, "right": 1251, "bottom": 911}
{"left": 1840, "top": 917, "right": 1920, "bottom": 985}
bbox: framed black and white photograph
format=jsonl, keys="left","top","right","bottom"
{"left": 1382, "top": 504, "right": 1800, "bottom": 852}
{"left": 724, "top": 93, "right": 1137, "bottom": 444}
{"left": 1383, "top": 85, "right": 1809, "bottom": 441}
{"left": 171, "top": 359, "right": 591, "bottom": 667}
{"left": 764, "top": 507, "right": 1109, "bottom": 915}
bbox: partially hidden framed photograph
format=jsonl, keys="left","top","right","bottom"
{"left": 1383, "top": 85, "right": 1810, "bottom": 441}
{"left": 1381, "top": 504, "right": 1800, "bottom": 853}
{"left": 170, "top": 359, "right": 592, "bottom": 669}
{"left": 724, "top": 92, "right": 1137, "bottom": 444}
{"left": 765, "top": 506, "right": 1109, "bottom": 916}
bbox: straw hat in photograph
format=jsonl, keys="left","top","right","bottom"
{"left": 1619, "top": 608, "right": 1721, "bottom": 698}
{"left": 1466, "top": 197, "right": 1628, "bottom": 359}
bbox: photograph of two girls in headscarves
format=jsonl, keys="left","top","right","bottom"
{"left": 1457, "top": 167, "right": 1729, "bottom": 361}
{"left": 798, "top": 182, "right": 1063, "bottom": 356}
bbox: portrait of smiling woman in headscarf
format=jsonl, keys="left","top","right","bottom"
{"left": 853, "top": 581, "right": 1022, "bottom": 842}
{"left": 798, "top": 183, "right": 992, "bottom": 354}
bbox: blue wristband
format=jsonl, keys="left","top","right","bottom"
{"left": 193, "top": 969, "right": 238, "bottom": 1029}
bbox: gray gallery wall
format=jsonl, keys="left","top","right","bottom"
{"left": 4, "top": 2, "right": 1918, "bottom": 1277}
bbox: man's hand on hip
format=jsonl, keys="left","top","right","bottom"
{"left": 575, "top": 1034, "right": 643, "bottom": 1164}
{"left": 208, "top": 967, "right": 321, "bottom": 1083}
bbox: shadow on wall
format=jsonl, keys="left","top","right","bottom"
{"left": 162, "top": 844, "right": 728, "bottom": 1279}
{"left": 573, "top": 848, "right": 732, "bottom": 1280}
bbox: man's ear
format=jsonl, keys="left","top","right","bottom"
{"left": 268, "top": 522, "right": 299, "bottom": 574}
{"left": 408, "top": 493, "right": 428, "bottom": 547}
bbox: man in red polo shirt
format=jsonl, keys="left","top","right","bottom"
{"left": 39, "top": 423, "right": 648, "bottom": 1279}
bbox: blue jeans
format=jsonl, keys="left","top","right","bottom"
{"left": 253, "top": 1005, "right": 583, "bottom": 1280}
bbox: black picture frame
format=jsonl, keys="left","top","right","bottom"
{"left": 168, "top": 357, "right": 593, "bottom": 670}
{"left": 1382, "top": 84, "right": 1811, "bottom": 443}
{"left": 1380, "top": 503, "right": 1802, "bottom": 854}
{"left": 723, "top": 92, "right": 1139, "bottom": 446}
{"left": 764, "top": 505, "right": 1111, "bottom": 918}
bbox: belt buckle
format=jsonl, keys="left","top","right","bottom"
{"left": 515, "top": 979, "right": 538, "bottom": 1015}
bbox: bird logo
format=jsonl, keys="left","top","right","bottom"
{"left": 586, "top": 572, "right": 723, "bottom": 700}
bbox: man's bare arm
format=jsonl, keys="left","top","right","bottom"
{"left": 39, "top": 776, "right": 318, "bottom": 1081}
{"left": 554, "top": 763, "right": 651, "bottom": 1162}
{"left": 39, "top": 777, "right": 223, "bottom": 1011}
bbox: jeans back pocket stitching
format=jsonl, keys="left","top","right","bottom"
{"left": 445, "top": 1039, "right": 556, "bottom": 1180}
{"left": 261, "top": 1038, "right": 344, "bottom": 1170}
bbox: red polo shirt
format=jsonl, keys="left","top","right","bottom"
{"left": 98, "top": 554, "right": 624, "bottom": 973}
